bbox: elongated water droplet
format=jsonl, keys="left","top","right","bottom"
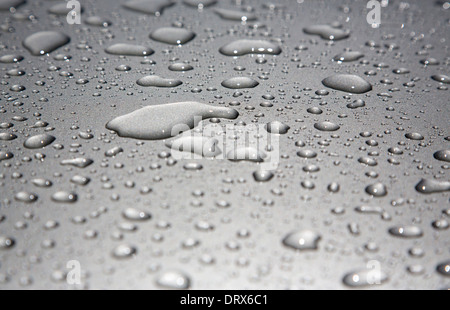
{"left": 219, "top": 40, "right": 282, "bottom": 56}
{"left": 51, "top": 191, "right": 78, "bottom": 203}
{"left": 304, "top": 24, "right": 350, "bottom": 40}
{"left": 156, "top": 270, "right": 191, "bottom": 289}
{"left": 136, "top": 75, "right": 182, "bottom": 87}
{"left": 106, "top": 102, "right": 239, "bottom": 140}
{"left": 265, "top": 121, "right": 290, "bottom": 134}
{"left": 322, "top": 74, "right": 372, "bottom": 94}
{"left": 150, "top": 27, "right": 196, "bottom": 45}
{"left": 23, "top": 31, "right": 70, "bottom": 56}
{"left": 282, "top": 230, "right": 321, "bottom": 251}
{"left": 415, "top": 179, "right": 450, "bottom": 194}
{"left": 343, "top": 269, "right": 388, "bottom": 287}
{"left": 23, "top": 134, "right": 56, "bottom": 149}
{"left": 221, "top": 77, "right": 259, "bottom": 89}
{"left": 214, "top": 8, "right": 257, "bottom": 21}
{"left": 60, "top": 158, "right": 94, "bottom": 168}
{"left": 388, "top": 226, "right": 423, "bottom": 238}
{"left": 123, "top": 0, "right": 174, "bottom": 15}
{"left": 433, "top": 150, "right": 450, "bottom": 162}
{"left": 105, "top": 43, "right": 154, "bottom": 57}
{"left": 122, "top": 208, "right": 152, "bottom": 221}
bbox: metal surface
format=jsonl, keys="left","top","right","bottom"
{"left": 0, "top": 0, "right": 449, "bottom": 289}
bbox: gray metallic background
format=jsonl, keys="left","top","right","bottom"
{"left": 0, "top": 0, "right": 449, "bottom": 289}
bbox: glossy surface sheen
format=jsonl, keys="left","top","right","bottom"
{"left": 0, "top": 0, "right": 448, "bottom": 290}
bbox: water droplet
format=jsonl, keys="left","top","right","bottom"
{"left": 431, "top": 74, "right": 450, "bottom": 84}
{"left": 23, "top": 134, "right": 56, "bottom": 149}
{"left": 112, "top": 244, "right": 137, "bottom": 259}
{"left": 314, "top": 121, "right": 340, "bottom": 132}
{"left": 436, "top": 261, "right": 450, "bottom": 277}
{"left": 433, "top": 150, "right": 450, "bottom": 162}
{"left": 282, "top": 230, "right": 321, "bottom": 251}
{"left": 221, "top": 77, "right": 259, "bottom": 89}
{"left": 304, "top": 24, "right": 350, "bottom": 40}
{"left": 214, "top": 8, "right": 257, "bottom": 21}
{"left": 51, "top": 191, "right": 78, "bottom": 203}
{"left": 219, "top": 40, "right": 282, "bottom": 56}
{"left": 343, "top": 269, "right": 388, "bottom": 287}
{"left": 105, "top": 43, "right": 154, "bottom": 57}
{"left": 365, "top": 183, "right": 388, "bottom": 197}
{"left": 322, "top": 74, "right": 372, "bottom": 94}
{"left": 333, "top": 51, "right": 364, "bottom": 62}
{"left": 168, "top": 63, "right": 194, "bottom": 71}
{"left": 136, "top": 75, "right": 182, "bottom": 87}
{"left": 60, "top": 158, "right": 94, "bottom": 168}
{"left": 106, "top": 102, "right": 239, "bottom": 140}
{"left": 0, "top": 151, "right": 14, "bottom": 161}
{"left": 415, "top": 179, "right": 450, "bottom": 194}
{"left": 23, "top": 31, "right": 70, "bottom": 56}
{"left": 253, "top": 170, "right": 274, "bottom": 182}
{"left": 15, "top": 191, "right": 38, "bottom": 203}
{"left": 265, "top": 121, "right": 290, "bottom": 134}
{"left": 388, "top": 226, "right": 423, "bottom": 238}
{"left": 156, "top": 270, "right": 191, "bottom": 289}
{"left": 0, "top": 236, "right": 15, "bottom": 250}
{"left": 150, "top": 27, "right": 196, "bottom": 45}
{"left": 123, "top": 0, "right": 174, "bottom": 15}
{"left": 168, "top": 136, "right": 222, "bottom": 158}
{"left": 122, "top": 208, "right": 152, "bottom": 221}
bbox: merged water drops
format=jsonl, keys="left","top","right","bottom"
{"left": 105, "top": 43, "right": 154, "bottom": 56}
{"left": 106, "top": 102, "right": 239, "bottom": 140}
{"left": 136, "top": 75, "right": 182, "bottom": 88}
{"left": 219, "top": 40, "right": 282, "bottom": 56}
{"left": 303, "top": 24, "right": 350, "bottom": 41}
{"left": 23, "top": 31, "right": 70, "bottom": 56}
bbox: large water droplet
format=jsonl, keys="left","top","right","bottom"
{"left": 23, "top": 134, "right": 56, "bottom": 149}
{"left": 304, "top": 24, "right": 350, "bottom": 40}
{"left": 23, "top": 31, "right": 70, "bottom": 56}
{"left": 433, "top": 150, "right": 450, "bottom": 162}
{"left": 436, "top": 261, "right": 450, "bottom": 277}
{"left": 156, "top": 270, "right": 191, "bottom": 289}
{"left": 388, "top": 226, "right": 423, "bottom": 238}
{"left": 219, "top": 40, "right": 282, "bottom": 56}
{"left": 221, "top": 77, "right": 259, "bottom": 89}
{"left": 415, "top": 179, "right": 450, "bottom": 194}
{"left": 214, "top": 8, "right": 257, "bottom": 21}
{"left": 150, "top": 27, "right": 196, "bottom": 45}
{"left": 282, "top": 230, "right": 321, "bottom": 251}
{"left": 365, "top": 183, "right": 388, "bottom": 197}
{"left": 123, "top": 0, "right": 174, "bottom": 15}
{"left": 343, "top": 269, "right": 388, "bottom": 288}
{"left": 322, "top": 74, "right": 372, "bottom": 94}
{"left": 136, "top": 75, "right": 183, "bottom": 87}
{"left": 105, "top": 43, "right": 154, "bottom": 57}
{"left": 106, "top": 102, "right": 239, "bottom": 140}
